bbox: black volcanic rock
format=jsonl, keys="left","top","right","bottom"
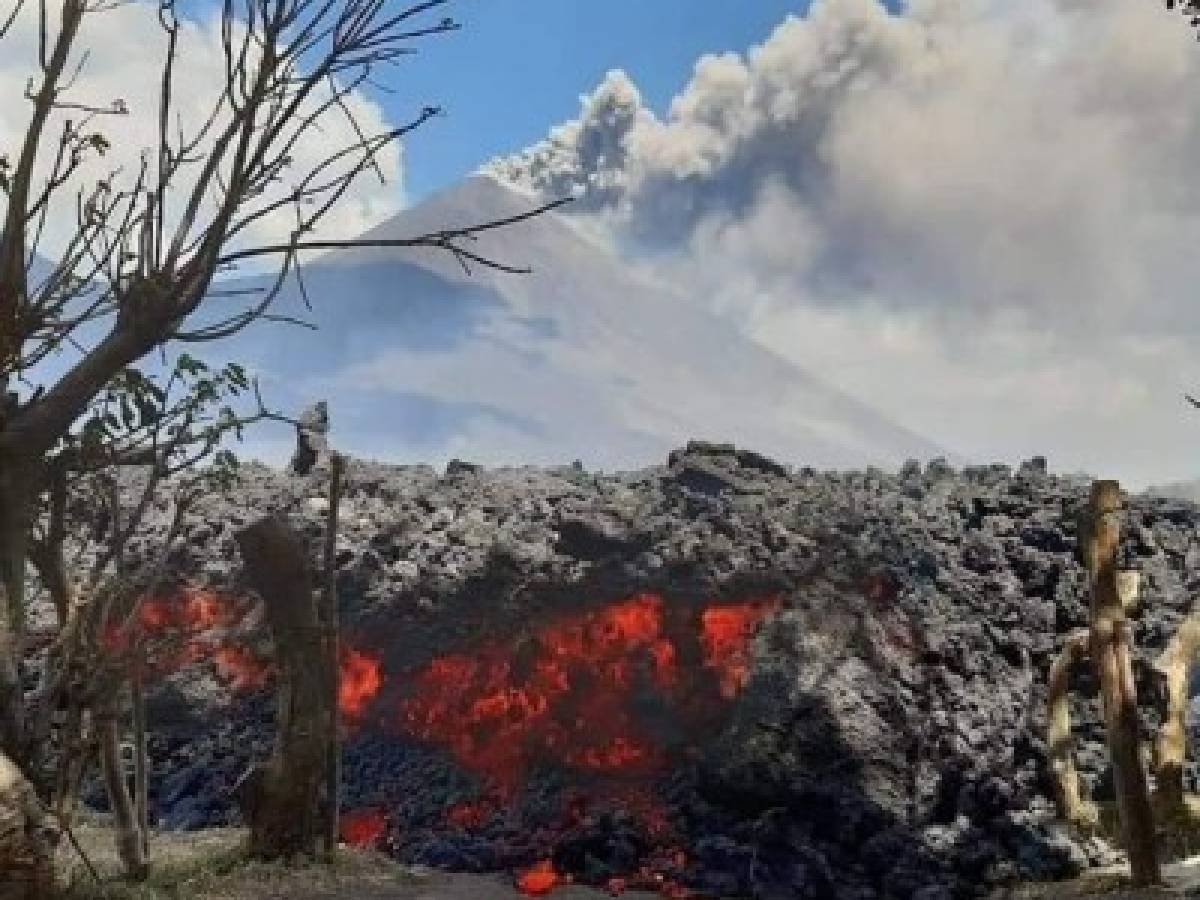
{"left": 49, "top": 444, "right": 1200, "bottom": 899}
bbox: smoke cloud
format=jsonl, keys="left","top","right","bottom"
{"left": 485, "top": 0, "right": 1200, "bottom": 486}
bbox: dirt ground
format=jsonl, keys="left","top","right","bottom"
{"left": 54, "top": 824, "right": 663, "bottom": 900}
{"left": 59, "top": 822, "right": 1200, "bottom": 900}
{"left": 988, "top": 856, "right": 1200, "bottom": 900}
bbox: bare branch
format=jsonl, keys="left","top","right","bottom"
{"left": 218, "top": 196, "right": 573, "bottom": 269}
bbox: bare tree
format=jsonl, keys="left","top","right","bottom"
{"left": 0, "top": 0, "right": 564, "bottom": 771}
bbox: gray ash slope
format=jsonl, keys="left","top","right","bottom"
{"left": 197, "top": 175, "right": 949, "bottom": 470}
{"left": 97, "top": 444, "right": 1200, "bottom": 898}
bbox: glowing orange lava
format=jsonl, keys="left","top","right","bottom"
{"left": 516, "top": 860, "right": 561, "bottom": 895}
{"left": 98, "top": 586, "right": 279, "bottom": 696}
{"left": 699, "top": 598, "right": 780, "bottom": 698}
{"left": 397, "top": 593, "right": 781, "bottom": 793}
{"left": 339, "top": 645, "right": 383, "bottom": 719}
{"left": 137, "top": 588, "right": 235, "bottom": 634}
{"left": 340, "top": 808, "right": 387, "bottom": 847}
{"left": 398, "top": 593, "right": 679, "bottom": 790}
{"left": 213, "top": 646, "right": 273, "bottom": 692}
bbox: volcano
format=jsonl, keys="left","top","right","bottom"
{"left": 203, "top": 176, "right": 947, "bottom": 470}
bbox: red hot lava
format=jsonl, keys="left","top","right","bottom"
{"left": 137, "top": 588, "right": 230, "bottom": 632}
{"left": 103, "top": 587, "right": 386, "bottom": 717}
{"left": 103, "top": 587, "right": 248, "bottom": 678}
{"left": 340, "top": 808, "right": 388, "bottom": 847}
{"left": 213, "top": 645, "right": 273, "bottom": 692}
{"left": 516, "top": 860, "right": 563, "bottom": 895}
{"left": 339, "top": 644, "right": 383, "bottom": 719}
{"left": 396, "top": 592, "right": 781, "bottom": 793}
{"left": 699, "top": 598, "right": 780, "bottom": 699}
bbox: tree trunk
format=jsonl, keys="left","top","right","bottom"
{"left": 132, "top": 667, "right": 148, "bottom": 859}
{"left": 236, "top": 516, "right": 333, "bottom": 860}
{"left": 53, "top": 704, "right": 89, "bottom": 830}
{"left": 0, "top": 456, "right": 30, "bottom": 762}
{"left": 322, "top": 454, "right": 344, "bottom": 858}
{"left": 1083, "top": 480, "right": 1159, "bottom": 885}
{"left": 96, "top": 696, "right": 146, "bottom": 880}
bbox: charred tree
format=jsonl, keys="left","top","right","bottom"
{"left": 236, "top": 517, "right": 334, "bottom": 860}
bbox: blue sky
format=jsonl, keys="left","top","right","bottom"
{"left": 390, "top": 0, "right": 822, "bottom": 201}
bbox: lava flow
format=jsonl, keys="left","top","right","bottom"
{"left": 339, "top": 644, "right": 384, "bottom": 719}
{"left": 340, "top": 808, "right": 388, "bottom": 847}
{"left": 213, "top": 645, "right": 273, "bottom": 692}
{"left": 699, "top": 597, "right": 780, "bottom": 699}
{"left": 102, "top": 587, "right": 246, "bottom": 675}
{"left": 103, "top": 586, "right": 387, "bottom": 716}
{"left": 516, "top": 860, "right": 563, "bottom": 895}
{"left": 396, "top": 592, "right": 781, "bottom": 793}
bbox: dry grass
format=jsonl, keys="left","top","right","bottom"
{"left": 50, "top": 821, "right": 660, "bottom": 900}
{"left": 53, "top": 825, "right": 421, "bottom": 900}
{"left": 991, "top": 796, "right": 1200, "bottom": 900}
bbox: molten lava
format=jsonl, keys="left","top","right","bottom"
{"left": 398, "top": 593, "right": 681, "bottom": 790}
{"left": 213, "top": 646, "right": 273, "bottom": 692}
{"left": 396, "top": 592, "right": 781, "bottom": 794}
{"left": 516, "top": 860, "right": 562, "bottom": 896}
{"left": 102, "top": 586, "right": 392, "bottom": 716}
{"left": 699, "top": 598, "right": 780, "bottom": 699}
{"left": 339, "top": 644, "right": 383, "bottom": 719}
{"left": 340, "top": 808, "right": 387, "bottom": 847}
{"left": 101, "top": 587, "right": 259, "bottom": 685}
{"left": 138, "top": 588, "right": 235, "bottom": 633}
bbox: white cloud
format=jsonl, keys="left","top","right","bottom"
{"left": 484, "top": 0, "right": 1200, "bottom": 487}
{"left": 0, "top": 0, "right": 403, "bottom": 265}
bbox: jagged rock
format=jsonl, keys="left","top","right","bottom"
{"left": 555, "top": 509, "right": 647, "bottom": 560}
{"left": 51, "top": 443, "right": 1200, "bottom": 898}
{"left": 1019, "top": 457, "right": 1049, "bottom": 477}
{"left": 671, "top": 458, "right": 755, "bottom": 496}
{"left": 735, "top": 448, "right": 790, "bottom": 478}
{"left": 445, "top": 459, "right": 480, "bottom": 478}
{"left": 668, "top": 440, "right": 737, "bottom": 466}
{"left": 289, "top": 400, "right": 330, "bottom": 476}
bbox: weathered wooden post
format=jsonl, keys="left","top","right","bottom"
{"left": 237, "top": 517, "right": 334, "bottom": 860}
{"left": 1153, "top": 612, "right": 1200, "bottom": 808}
{"left": 1046, "top": 628, "right": 1098, "bottom": 829}
{"left": 322, "top": 453, "right": 345, "bottom": 858}
{"left": 1082, "top": 480, "right": 1159, "bottom": 884}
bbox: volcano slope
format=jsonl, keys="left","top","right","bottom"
{"left": 52, "top": 443, "right": 1200, "bottom": 899}
{"left": 197, "top": 175, "right": 947, "bottom": 471}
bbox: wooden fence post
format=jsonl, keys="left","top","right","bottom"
{"left": 236, "top": 517, "right": 333, "bottom": 860}
{"left": 1153, "top": 612, "right": 1200, "bottom": 808}
{"left": 322, "top": 453, "right": 344, "bottom": 858}
{"left": 1046, "top": 628, "right": 1098, "bottom": 829}
{"left": 1083, "top": 480, "right": 1159, "bottom": 885}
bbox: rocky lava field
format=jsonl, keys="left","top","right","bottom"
{"left": 53, "top": 442, "right": 1200, "bottom": 899}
